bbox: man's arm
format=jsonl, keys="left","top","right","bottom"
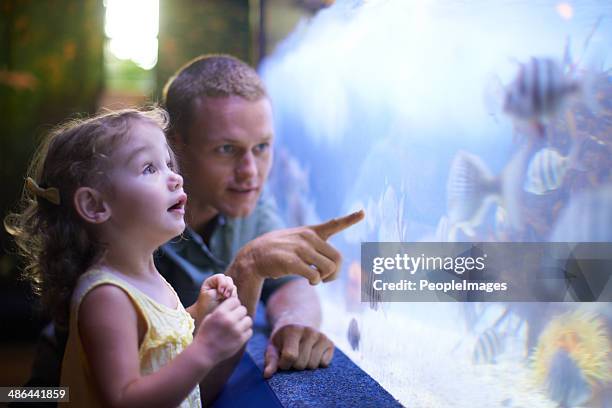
{"left": 263, "top": 278, "right": 334, "bottom": 378}
{"left": 266, "top": 279, "right": 321, "bottom": 330}
{"left": 230, "top": 211, "right": 365, "bottom": 377}
{"left": 199, "top": 210, "right": 364, "bottom": 399}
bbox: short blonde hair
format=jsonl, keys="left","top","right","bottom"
{"left": 162, "top": 54, "right": 267, "bottom": 138}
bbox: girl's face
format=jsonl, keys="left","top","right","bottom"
{"left": 105, "top": 121, "right": 187, "bottom": 244}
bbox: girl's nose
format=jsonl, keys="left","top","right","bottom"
{"left": 169, "top": 171, "right": 183, "bottom": 191}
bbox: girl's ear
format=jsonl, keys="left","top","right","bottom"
{"left": 73, "top": 187, "right": 111, "bottom": 224}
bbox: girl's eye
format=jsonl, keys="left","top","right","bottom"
{"left": 143, "top": 163, "right": 156, "bottom": 174}
{"left": 167, "top": 161, "right": 174, "bottom": 171}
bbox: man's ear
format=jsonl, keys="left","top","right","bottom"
{"left": 73, "top": 187, "right": 111, "bottom": 224}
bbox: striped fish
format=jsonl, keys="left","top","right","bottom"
{"left": 523, "top": 148, "right": 570, "bottom": 195}
{"left": 472, "top": 328, "right": 505, "bottom": 364}
{"left": 504, "top": 57, "right": 580, "bottom": 136}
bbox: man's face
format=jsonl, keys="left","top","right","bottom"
{"left": 177, "top": 96, "right": 274, "bottom": 220}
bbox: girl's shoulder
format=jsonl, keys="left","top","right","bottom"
{"left": 74, "top": 266, "right": 118, "bottom": 293}
{"left": 73, "top": 267, "right": 182, "bottom": 315}
{"left": 71, "top": 267, "right": 136, "bottom": 311}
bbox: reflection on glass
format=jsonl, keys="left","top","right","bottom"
{"left": 263, "top": 0, "right": 612, "bottom": 406}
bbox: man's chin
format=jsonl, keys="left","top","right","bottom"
{"left": 220, "top": 192, "right": 260, "bottom": 218}
{"left": 221, "top": 203, "right": 257, "bottom": 219}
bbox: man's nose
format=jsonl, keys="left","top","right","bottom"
{"left": 235, "top": 151, "right": 257, "bottom": 181}
{"left": 168, "top": 171, "right": 183, "bottom": 191}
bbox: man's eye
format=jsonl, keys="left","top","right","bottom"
{"left": 254, "top": 142, "right": 269, "bottom": 154}
{"left": 217, "top": 145, "right": 235, "bottom": 154}
{"left": 143, "top": 163, "right": 156, "bottom": 174}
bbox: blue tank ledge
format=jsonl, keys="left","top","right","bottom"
{"left": 213, "top": 303, "right": 402, "bottom": 408}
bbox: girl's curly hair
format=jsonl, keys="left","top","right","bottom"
{"left": 4, "top": 107, "right": 169, "bottom": 328}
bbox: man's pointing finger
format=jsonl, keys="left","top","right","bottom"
{"left": 309, "top": 210, "right": 365, "bottom": 240}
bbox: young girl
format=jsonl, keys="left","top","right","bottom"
{"left": 5, "top": 108, "right": 253, "bottom": 407}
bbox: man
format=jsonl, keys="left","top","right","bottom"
{"left": 159, "top": 54, "right": 363, "bottom": 404}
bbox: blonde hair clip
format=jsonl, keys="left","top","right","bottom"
{"left": 25, "top": 177, "right": 60, "bottom": 205}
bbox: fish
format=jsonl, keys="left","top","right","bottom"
{"left": 546, "top": 349, "right": 592, "bottom": 408}
{"left": 446, "top": 151, "right": 500, "bottom": 238}
{"left": 523, "top": 148, "right": 571, "bottom": 195}
{"left": 472, "top": 327, "right": 505, "bottom": 364}
{"left": 434, "top": 215, "right": 451, "bottom": 242}
{"left": 523, "top": 108, "right": 589, "bottom": 196}
{"left": 532, "top": 311, "right": 612, "bottom": 407}
{"left": 347, "top": 317, "right": 361, "bottom": 351}
{"left": 503, "top": 57, "right": 581, "bottom": 137}
{"left": 446, "top": 142, "right": 536, "bottom": 237}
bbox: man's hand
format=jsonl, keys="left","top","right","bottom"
{"left": 263, "top": 324, "right": 334, "bottom": 378}
{"left": 238, "top": 210, "right": 365, "bottom": 285}
{"left": 225, "top": 210, "right": 364, "bottom": 379}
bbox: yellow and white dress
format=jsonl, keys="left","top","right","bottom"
{"left": 60, "top": 268, "right": 201, "bottom": 407}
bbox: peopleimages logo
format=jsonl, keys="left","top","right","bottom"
{"left": 372, "top": 253, "right": 487, "bottom": 275}
{"left": 361, "top": 242, "right": 612, "bottom": 302}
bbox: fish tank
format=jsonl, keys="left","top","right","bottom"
{"left": 260, "top": 1, "right": 612, "bottom": 407}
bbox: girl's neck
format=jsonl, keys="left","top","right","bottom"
{"left": 96, "top": 220, "right": 165, "bottom": 278}
{"left": 100, "top": 244, "right": 158, "bottom": 279}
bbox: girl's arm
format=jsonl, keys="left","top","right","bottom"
{"left": 78, "top": 284, "right": 251, "bottom": 408}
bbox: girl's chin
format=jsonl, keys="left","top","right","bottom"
{"left": 169, "top": 222, "right": 186, "bottom": 237}
{"left": 155, "top": 223, "right": 186, "bottom": 244}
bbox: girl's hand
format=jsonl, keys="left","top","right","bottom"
{"left": 204, "top": 273, "right": 237, "bottom": 299}
{"left": 193, "top": 297, "right": 253, "bottom": 364}
{"left": 191, "top": 274, "right": 237, "bottom": 327}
